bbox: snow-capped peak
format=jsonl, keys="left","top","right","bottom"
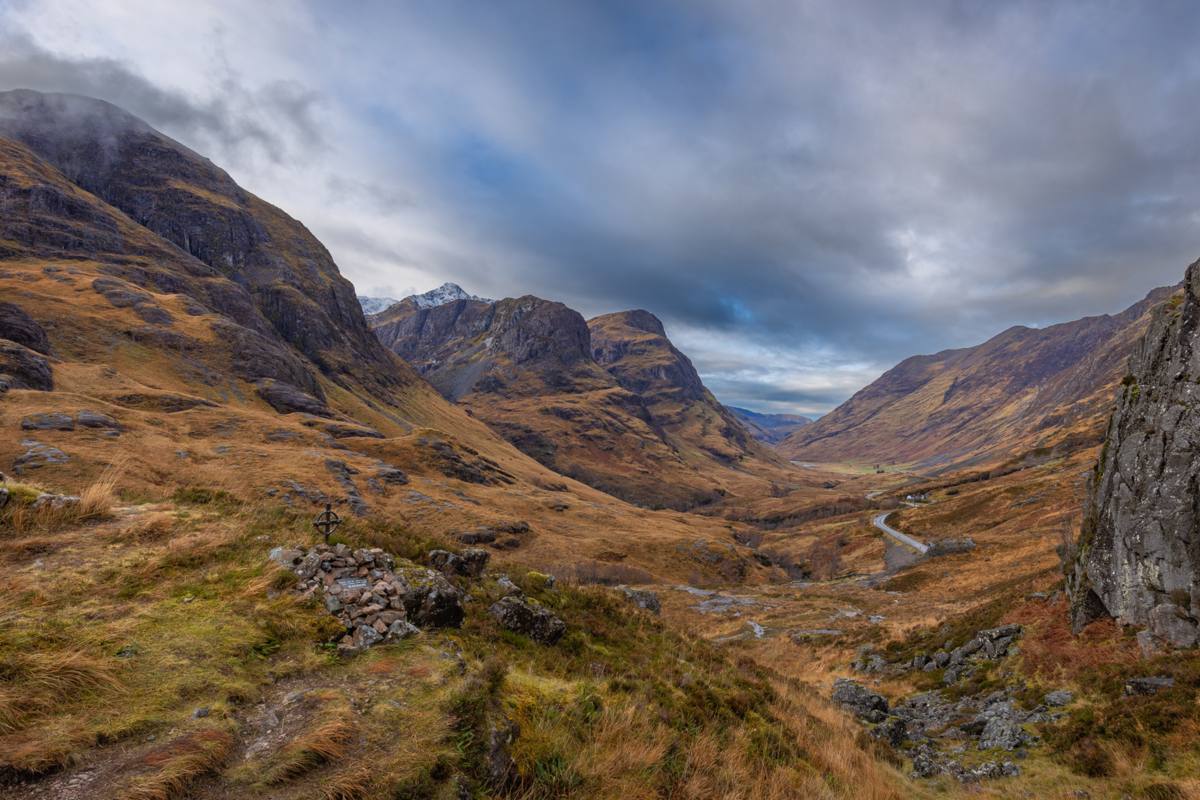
{"left": 408, "top": 282, "right": 492, "bottom": 309}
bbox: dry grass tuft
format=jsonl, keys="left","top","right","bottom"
{"left": 125, "top": 727, "right": 235, "bottom": 800}
{"left": 264, "top": 715, "right": 357, "bottom": 785}
{"left": 0, "top": 650, "right": 119, "bottom": 737}
{"left": 320, "top": 763, "right": 374, "bottom": 800}
{"left": 1, "top": 461, "right": 123, "bottom": 535}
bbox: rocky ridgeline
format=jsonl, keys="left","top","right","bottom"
{"left": 268, "top": 542, "right": 579, "bottom": 653}
{"left": 832, "top": 623, "right": 1075, "bottom": 782}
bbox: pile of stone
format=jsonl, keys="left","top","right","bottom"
{"left": 833, "top": 623, "right": 1078, "bottom": 783}
{"left": 270, "top": 542, "right": 571, "bottom": 652}
{"left": 854, "top": 623, "right": 1023, "bottom": 685}
{"left": 834, "top": 678, "right": 1065, "bottom": 781}
{"left": 269, "top": 544, "right": 465, "bottom": 655}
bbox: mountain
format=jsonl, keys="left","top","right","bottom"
{"left": 357, "top": 295, "right": 399, "bottom": 315}
{"left": 1070, "top": 266, "right": 1196, "bottom": 647}
{"left": 409, "top": 281, "right": 493, "bottom": 309}
{"left": 780, "top": 284, "right": 1177, "bottom": 470}
{"left": 371, "top": 299, "right": 787, "bottom": 509}
{"left": 728, "top": 406, "right": 812, "bottom": 445}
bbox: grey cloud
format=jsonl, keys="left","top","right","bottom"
{"left": 0, "top": 32, "right": 323, "bottom": 165}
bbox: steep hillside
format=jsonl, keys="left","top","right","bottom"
{"left": 780, "top": 285, "right": 1176, "bottom": 470}
{"left": 371, "top": 297, "right": 773, "bottom": 509}
{"left": 728, "top": 406, "right": 812, "bottom": 445}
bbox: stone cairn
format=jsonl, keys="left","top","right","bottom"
{"left": 269, "top": 543, "right": 466, "bottom": 655}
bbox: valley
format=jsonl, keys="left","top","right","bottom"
{"left": 3, "top": 88, "right": 1199, "bottom": 800}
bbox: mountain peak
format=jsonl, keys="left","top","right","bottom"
{"left": 408, "top": 282, "right": 493, "bottom": 309}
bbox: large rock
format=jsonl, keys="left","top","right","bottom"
{"left": 20, "top": 412, "right": 75, "bottom": 431}
{"left": 1070, "top": 264, "right": 1200, "bottom": 647}
{"left": 0, "top": 302, "right": 51, "bottom": 354}
{"left": 13, "top": 439, "right": 69, "bottom": 474}
{"left": 428, "top": 548, "right": 490, "bottom": 579}
{"left": 832, "top": 678, "right": 889, "bottom": 723}
{"left": 0, "top": 339, "right": 53, "bottom": 391}
{"left": 489, "top": 595, "right": 566, "bottom": 645}
{"left": 255, "top": 379, "right": 332, "bottom": 417}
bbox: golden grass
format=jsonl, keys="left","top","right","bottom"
{"left": 1, "top": 460, "right": 121, "bottom": 535}
{"left": 0, "top": 650, "right": 119, "bottom": 737}
{"left": 124, "top": 727, "right": 235, "bottom": 800}
{"left": 262, "top": 693, "right": 357, "bottom": 785}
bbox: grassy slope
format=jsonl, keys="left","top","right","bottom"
{"left": 0, "top": 487, "right": 906, "bottom": 799}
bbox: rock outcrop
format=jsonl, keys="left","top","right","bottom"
{"left": 1070, "top": 264, "right": 1200, "bottom": 648}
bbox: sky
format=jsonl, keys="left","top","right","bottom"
{"left": 2, "top": 1, "right": 1199, "bottom": 416}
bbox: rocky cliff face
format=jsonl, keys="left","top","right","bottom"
{"left": 1070, "top": 265, "right": 1200, "bottom": 648}
{"left": 371, "top": 295, "right": 601, "bottom": 401}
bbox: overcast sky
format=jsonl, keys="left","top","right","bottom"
{"left": 2, "top": 1, "right": 1198, "bottom": 415}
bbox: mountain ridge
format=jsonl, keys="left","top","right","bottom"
{"left": 780, "top": 284, "right": 1178, "bottom": 470}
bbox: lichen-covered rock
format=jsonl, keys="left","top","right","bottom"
{"left": 1070, "top": 264, "right": 1200, "bottom": 647}
{"left": 429, "top": 548, "right": 490, "bottom": 579}
{"left": 489, "top": 595, "right": 565, "bottom": 645}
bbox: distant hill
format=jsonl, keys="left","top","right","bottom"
{"left": 728, "top": 407, "right": 812, "bottom": 445}
{"left": 780, "top": 285, "right": 1178, "bottom": 470}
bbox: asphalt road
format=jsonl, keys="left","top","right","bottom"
{"left": 872, "top": 510, "right": 930, "bottom": 554}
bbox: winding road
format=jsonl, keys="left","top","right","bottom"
{"left": 872, "top": 510, "right": 930, "bottom": 555}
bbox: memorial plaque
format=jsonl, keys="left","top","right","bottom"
{"left": 337, "top": 576, "right": 369, "bottom": 591}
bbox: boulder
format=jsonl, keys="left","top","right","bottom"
{"left": 429, "top": 548, "right": 490, "bottom": 579}
{"left": 1124, "top": 676, "right": 1175, "bottom": 696}
{"left": 396, "top": 566, "right": 465, "bottom": 628}
{"left": 618, "top": 586, "right": 661, "bottom": 614}
{"left": 21, "top": 412, "right": 74, "bottom": 431}
{"left": 977, "top": 716, "right": 1028, "bottom": 751}
{"left": 76, "top": 410, "right": 123, "bottom": 431}
{"left": 832, "top": 679, "right": 889, "bottom": 723}
{"left": 13, "top": 440, "right": 68, "bottom": 474}
{"left": 1044, "top": 690, "right": 1074, "bottom": 707}
{"left": 255, "top": 379, "right": 332, "bottom": 417}
{"left": 489, "top": 595, "right": 566, "bottom": 645}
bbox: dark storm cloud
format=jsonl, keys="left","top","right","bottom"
{"left": 0, "top": 32, "right": 323, "bottom": 164}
